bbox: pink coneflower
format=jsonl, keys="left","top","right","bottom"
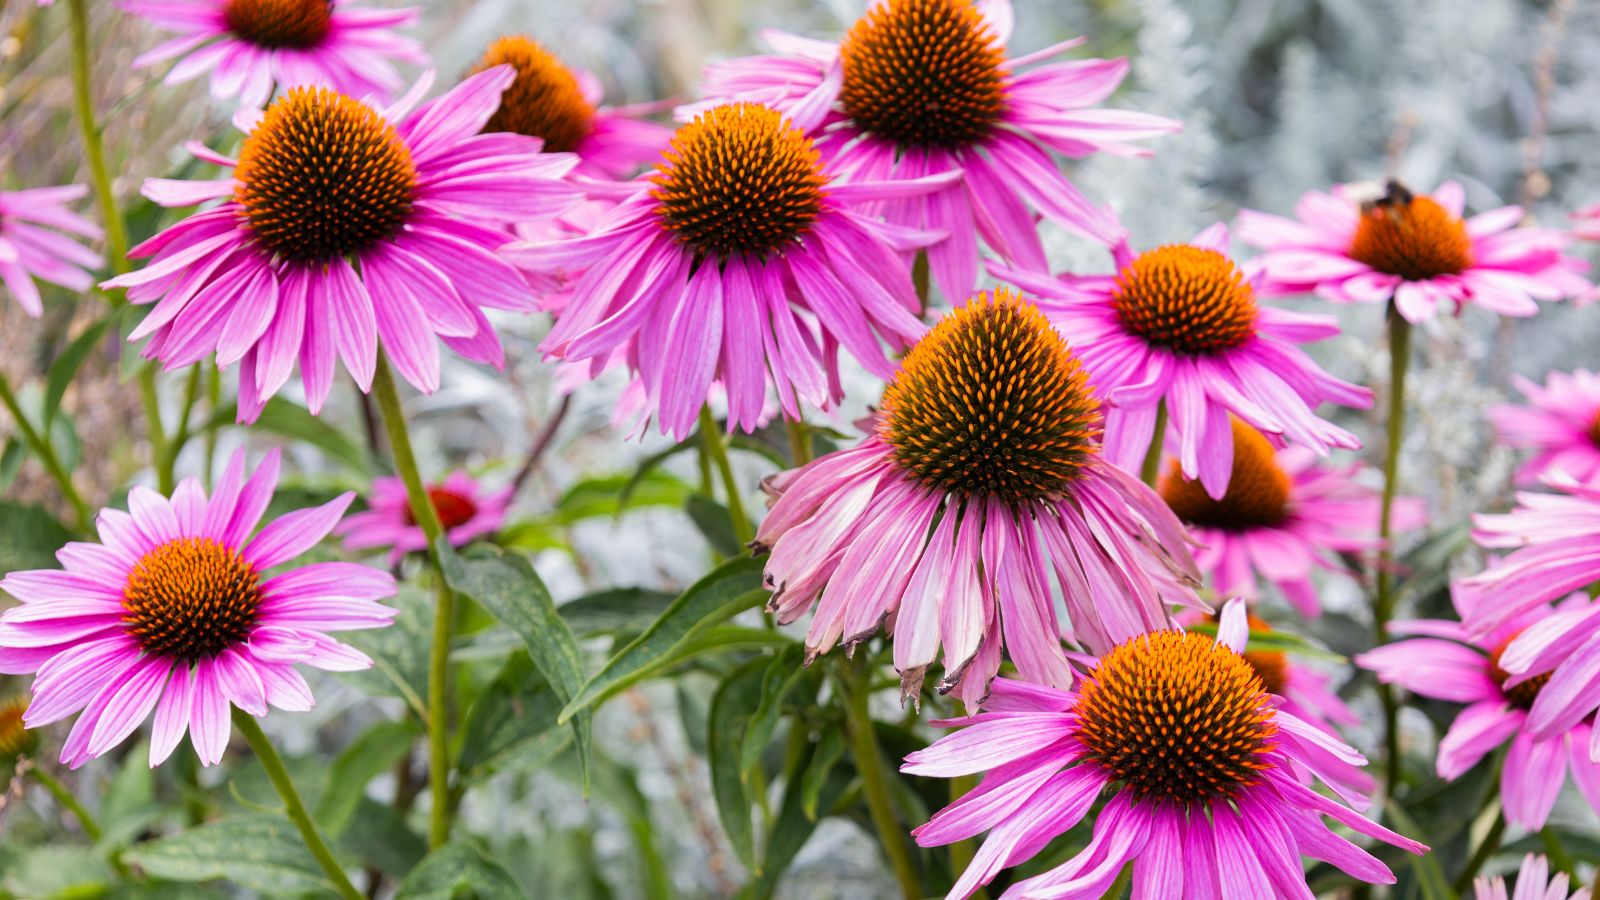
{"left": 336, "top": 470, "right": 512, "bottom": 563}
{"left": 1357, "top": 592, "right": 1600, "bottom": 829}
{"left": 905, "top": 600, "right": 1426, "bottom": 899}
{"left": 0, "top": 185, "right": 103, "bottom": 317}
{"left": 694, "top": 0, "right": 1178, "bottom": 301}
{"left": 995, "top": 222, "right": 1370, "bottom": 498}
{"left": 1237, "top": 180, "right": 1589, "bottom": 323}
{"left": 0, "top": 449, "right": 395, "bottom": 768}
{"left": 1454, "top": 474, "right": 1600, "bottom": 763}
{"left": 1571, "top": 204, "right": 1600, "bottom": 243}
{"left": 103, "top": 68, "right": 579, "bottom": 423}
{"left": 754, "top": 289, "right": 1202, "bottom": 706}
{"left": 506, "top": 101, "right": 955, "bottom": 440}
{"left": 469, "top": 36, "right": 670, "bottom": 180}
{"left": 1475, "top": 854, "right": 1591, "bottom": 900}
{"left": 1159, "top": 417, "right": 1423, "bottom": 616}
{"left": 1490, "top": 369, "right": 1600, "bottom": 486}
{"left": 122, "top": 0, "right": 427, "bottom": 108}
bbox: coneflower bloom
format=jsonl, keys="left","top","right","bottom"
{"left": 0, "top": 449, "right": 396, "bottom": 768}
{"left": 1358, "top": 594, "right": 1600, "bottom": 829}
{"left": 754, "top": 289, "right": 1203, "bottom": 706}
{"left": 103, "top": 68, "right": 580, "bottom": 423}
{"left": 122, "top": 0, "right": 427, "bottom": 108}
{"left": 506, "top": 101, "right": 954, "bottom": 440}
{"left": 905, "top": 600, "right": 1426, "bottom": 899}
{"left": 1490, "top": 369, "right": 1600, "bottom": 486}
{"left": 1159, "top": 417, "right": 1423, "bottom": 616}
{"left": 1455, "top": 474, "right": 1600, "bottom": 762}
{"left": 1571, "top": 204, "right": 1600, "bottom": 243}
{"left": 0, "top": 696, "right": 35, "bottom": 770}
{"left": 469, "top": 36, "right": 671, "bottom": 179}
{"left": 0, "top": 185, "right": 103, "bottom": 317}
{"left": 1237, "top": 180, "right": 1589, "bottom": 324}
{"left": 1475, "top": 854, "right": 1591, "bottom": 900}
{"left": 694, "top": 0, "right": 1178, "bottom": 301}
{"left": 995, "top": 222, "right": 1369, "bottom": 498}
{"left": 336, "top": 470, "right": 512, "bottom": 563}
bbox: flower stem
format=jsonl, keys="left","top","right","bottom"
{"left": 698, "top": 406, "right": 752, "bottom": 548}
{"left": 29, "top": 765, "right": 102, "bottom": 841}
{"left": 1374, "top": 303, "right": 1412, "bottom": 801}
{"left": 66, "top": 0, "right": 129, "bottom": 269}
{"left": 1540, "top": 827, "right": 1578, "bottom": 883}
{"left": 785, "top": 414, "right": 812, "bottom": 467}
{"left": 370, "top": 353, "right": 455, "bottom": 849}
{"left": 1450, "top": 809, "right": 1505, "bottom": 893}
{"left": 232, "top": 710, "right": 363, "bottom": 900}
{"left": 837, "top": 659, "right": 920, "bottom": 900}
{"left": 1139, "top": 399, "right": 1168, "bottom": 487}
{"left": 0, "top": 374, "right": 91, "bottom": 532}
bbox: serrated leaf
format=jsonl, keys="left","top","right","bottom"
{"left": 315, "top": 720, "right": 415, "bottom": 836}
{"left": 122, "top": 815, "right": 330, "bottom": 894}
{"left": 709, "top": 657, "right": 770, "bottom": 871}
{"left": 435, "top": 541, "right": 592, "bottom": 787}
{"left": 43, "top": 313, "right": 120, "bottom": 428}
{"left": 397, "top": 841, "right": 525, "bottom": 899}
{"left": 458, "top": 653, "right": 568, "bottom": 780}
{"left": 559, "top": 556, "right": 766, "bottom": 723}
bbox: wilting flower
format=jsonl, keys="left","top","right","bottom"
{"left": 694, "top": 0, "right": 1177, "bottom": 301}
{"left": 755, "top": 289, "right": 1202, "bottom": 705}
{"left": 1475, "top": 854, "right": 1591, "bottom": 900}
{"left": 1238, "top": 180, "right": 1589, "bottom": 324}
{"left": 1490, "top": 369, "right": 1600, "bottom": 486}
{"left": 470, "top": 36, "right": 670, "bottom": 179}
{"left": 123, "top": 0, "right": 427, "bottom": 108}
{"left": 337, "top": 471, "right": 512, "bottom": 563}
{"left": 0, "top": 449, "right": 395, "bottom": 768}
{"left": 104, "top": 68, "right": 579, "bottom": 422}
{"left": 905, "top": 600, "right": 1425, "bottom": 899}
{"left": 1159, "top": 417, "right": 1422, "bottom": 616}
{"left": 1358, "top": 592, "right": 1600, "bottom": 829}
{"left": 1455, "top": 474, "right": 1600, "bottom": 763}
{"left": 996, "top": 222, "right": 1369, "bottom": 498}
{"left": 507, "top": 101, "right": 955, "bottom": 440}
{"left": 0, "top": 186, "right": 103, "bottom": 317}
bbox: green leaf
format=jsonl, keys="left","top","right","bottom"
{"left": 554, "top": 470, "right": 694, "bottom": 525}
{"left": 397, "top": 841, "right": 526, "bottom": 899}
{"left": 337, "top": 797, "right": 427, "bottom": 882}
{"left": 0, "top": 438, "right": 26, "bottom": 492}
{"left": 122, "top": 815, "right": 330, "bottom": 894}
{"left": 458, "top": 652, "right": 568, "bottom": 780}
{"left": 739, "top": 646, "right": 806, "bottom": 779}
{"left": 617, "top": 441, "right": 698, "bottom": 514}
{"left": 1384, "top": 803, "right": 1457, "bottom": 900}
{"left": 545, "top": 750, "right": 674, "bottom": 900}
{"left": 315, "top": 720, "right": 416, "bottom": 836}
{"left": 0, "top": 501, "right": 75, "bottom": 573}
{"left": 708, "top": 657, "right": 771, "bottom": 871}
{"left": 340, "top": 584, "right": 432, "bottom": 721}
{"left": 0, "top": 845, "right": 111, "bottom": 898}
{"left": 435, "top": 541, "right": 592, "bottom": 787}
{"left": 204, "top": 397, "right": 371, "bottom": 473}
{"left": 800, "top": 727, "right": 846, "bottom": 821}
{"left": 685, "top": 493, "right": 742, "bottom": 558}
{"left": 100, "top": 738, "right": 160, "bottom": 849}
{"left": 743, "top": 745, "right": 853, "bottom": 900}
{"left": 558, "top": 587, "right": 676, "bottom": 637}
{"left": 560, "top": 555, "right": 767, "bottom": 723}
{"left": 43, "top": 313, "right": 121, "bottom": 429}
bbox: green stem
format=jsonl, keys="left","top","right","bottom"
{"left": 1540, "top": 827, "right": 1578, "bottom": 883}
{"left": 141, "top": 367, "right": 174, "bottom": 494}
{"left": 1374, "top": 304, "right": 1412, "bottom": 801}
{"left": 66, "top": 0, "right": 128, "bottom": 269}
{"left": 1451, "top": 810, "right": 1505, "bottom": 893}
{"left": 232, "top": 711, "right": 362, "bottom": 900}
{"left": 29, "top": 765, "right": 102, "bottom": 841}
{"left": 370, "top": 354, "right": 455, "bottom": 849}
{"left": 1139, "top": 399, "right": 1168, "bottom": 487}
{"left": 785, "top": 415, "right": 812, "bottom": 468}
{"left": 947, "top": 773, "right": 987, "bottom": 900}
{"left": 204, "top": 366, "right": 221, "bottom": 490}
{"left": 698, "top": 406, "right": 752, "bottom": 548}
{"left": 0, "top": 375, "right": 91, "bottom": 532}
{"left": 838, "top": 660, "right": 920, "bottom": 900}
